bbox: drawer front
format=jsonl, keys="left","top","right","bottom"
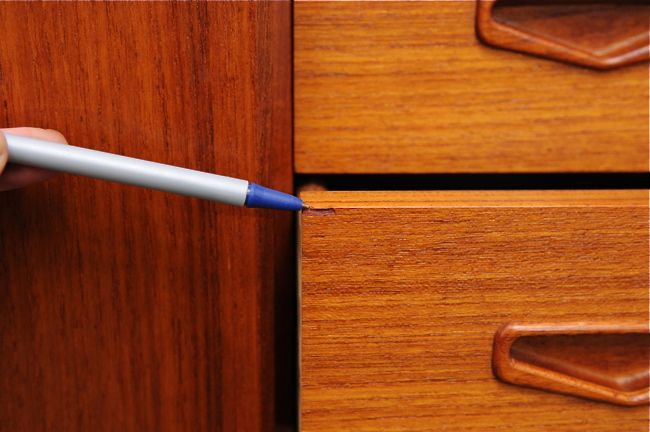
{"left": 294, "top": 1, "right": 649, "bottom": 173}
{"left": 299, "top": 191, "right": 649, "bottom": 431}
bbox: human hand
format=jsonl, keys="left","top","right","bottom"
{"left": 0, "top": 127, "right": 67, "bottom": 191}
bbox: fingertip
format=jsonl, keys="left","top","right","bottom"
{"left": 0, "top": 127, "right": 68, "bottom": 144}
{"left": 0, "top": 127, "right": 67, "bottom": 190}
{"left": 0, "top": 131, "right": 7, "bottom": 173}
{"left": 45, "top": 129, "right": 68, "bottom": 144}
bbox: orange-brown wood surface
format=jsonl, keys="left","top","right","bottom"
{"left": 294, "top": 1, "right": 650, "bottom": 173}
{"left": 0, "top": 2, "right": 291, "bottom": 431}
{"left": 299, "top": 190, "right": 650, "bottom": 431}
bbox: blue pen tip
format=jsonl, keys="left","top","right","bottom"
{"left": 245, "top": 183, "right": 304, "bottom": 211}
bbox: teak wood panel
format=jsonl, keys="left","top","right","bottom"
{"left": 0, "top": 2, "right": 291, "bottom": 431}
{"left": 294, "top": 1, "right": 650, "bottom": 173}
{"left": 299, "top": 191, "right": 650, "bottom": 431}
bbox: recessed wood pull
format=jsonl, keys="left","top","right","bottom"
{"left": 476, "top": 0, "right": 650, "bottom": 69}
{"left": 493, "top": 323, "right": 650, "bottom": 406}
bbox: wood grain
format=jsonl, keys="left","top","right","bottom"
{"left": 477, "top": 0, "right": 650, "bottom": 70}
{"left": 0, "top": 2, "right": 291, "bottom": 431}
{"left": 294, "top": 1, "right": 650, "bottom": 173}
{"left": 299, "top": 190, "right": 649, "bottom": 431}
{"left": 493, "top": 323, "right": 650, "bottom": 406}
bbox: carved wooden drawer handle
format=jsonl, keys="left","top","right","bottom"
{"left": 493, "top": 323, "right": 650, "bottom": 406}
{"left": 476, "top": 0, "right": 650, "bottom": 69}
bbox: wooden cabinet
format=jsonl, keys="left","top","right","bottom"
{"left": 294, "top": 1, "right": 649, "bottom": 173}
{"left": 299, "top": 190, "right": 649, "bottom": 431}
{"left": 1, "top": 1, "right": 647, "bottom": 431}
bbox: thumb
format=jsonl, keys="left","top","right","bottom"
{"left": 0, "top": 131, "right": 7, "bottom": 175}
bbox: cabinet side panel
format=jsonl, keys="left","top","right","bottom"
{"left": 0, "top": 2, "right": 291, "bottom": 431}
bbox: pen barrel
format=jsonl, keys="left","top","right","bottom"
{"left": 4, "top": 133, "right": 249, "bottom": 206}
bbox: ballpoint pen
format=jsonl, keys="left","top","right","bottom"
{"left": 4, "top": 133, "right": 308, "bottom": 211}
